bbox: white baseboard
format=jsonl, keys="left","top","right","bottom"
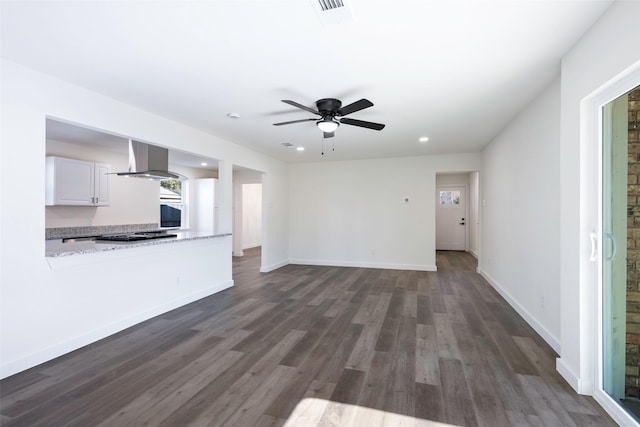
{"left": 260, "top": 259, "right": 289, "bottom": 273}
{"left": 233, "top": 250, "right": 244, "bottom": 257}
{"left": 243, "top": 243, "right": 261, "bottom": 250}
{"left": 555, "top": 357, "right": 586, "bottom": 394}
{"left": 467, "top": 248, "right": 479, "bottom": 258}
{"left": 289, "top": 258, "right": 437, "bottom": 272}
{"left": 477, "top": 267, "right": 561, "bottom": 354}
{"left": 0, "top": 280, "right": 233, "bottom": 379}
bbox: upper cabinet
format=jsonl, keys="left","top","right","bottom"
{"left": 45, "top": 156, "right": 110, "bottom": 206}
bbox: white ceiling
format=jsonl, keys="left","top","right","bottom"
{"left": 2, "top": 0, "right": 612, "bottom": 163}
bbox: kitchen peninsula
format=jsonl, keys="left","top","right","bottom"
{"left": 46, "top": 223, "right": 231, "bottom": 257}
{"left": 26, "top": 221, "right": 235, "bottom": 381}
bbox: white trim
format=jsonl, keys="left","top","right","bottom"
{"left": 594, "top": 388, "right": 640, "bottom": 426}
{"left": 233, "top": 250, "right": 244, "bottom": 257}
{"left": 290, "top": 259, "right": 437, "bottom": 272}
{"left": 242, "top": 243, "right": 262, "bottom": 250}
{"left": 0, "top": 279, "right": 233, "bottom": 379}
{"left": 478, "top": 267, "right": 561, "bottom": 353}
{"left": 556, "top": 357, "right": 592, "bottom": 394}
{"left": 260, "top": 259, "right": 289, "bottom": 273}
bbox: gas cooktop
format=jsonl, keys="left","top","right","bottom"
{"left": 95, "top": 232, "right": 178, "bottom": 242}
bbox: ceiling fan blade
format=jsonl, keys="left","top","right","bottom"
{"left": 273, "top": 118, "right": 317, "bottom": 126}
{"left": 324, "top": 132, "right": 334, "bottom": 139}
{"left": 337, "top": 99, "right": 373, "bottom": 116}
{"left": 281, "top": 100, "right": 320, "bottom": 115}
{"left": 340, "top": 117, "right": 385, "bottom": 131}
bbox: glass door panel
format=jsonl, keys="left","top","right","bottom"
{"left": 603, "top": 86, "right": 640, "bottom": 419}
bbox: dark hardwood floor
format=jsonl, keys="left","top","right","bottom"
{"left": 0, "top": 248, "right": 615, "bottom": 426}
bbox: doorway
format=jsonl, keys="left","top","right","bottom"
{"left": 232, "top": 166, "right": 264, "bottom": 269}
{"left": 435, "top": 172, "right": 479, "bottom": 254}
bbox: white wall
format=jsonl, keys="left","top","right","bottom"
{"left": 45, "top": 139, "right": 160, "bottom": 227}
{"left": 480, "top": 77, "right": 561, "bottom": 352}
{"left": 436, "top": 173, "right": 470, "bottom": 187}
{"left": 242, "top": 183, "right": 262, "bottom": 249}
{"left": 469, "top": 171, "right": 480, "bottom": 257}
{"left": 0, "top": 59, "right": 289, "bottom": 378}
{"left": 558, "top": 0, "right": 640, "bottom": 399}
{"left": 169, "top": 164, "right": 218, "bottom": 180}
{"left": 289, "top": 154, "right": 481, "bottom": 271}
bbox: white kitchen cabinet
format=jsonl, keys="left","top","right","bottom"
{"left": 45, "top": 156, "right": 110, "bottom": 206}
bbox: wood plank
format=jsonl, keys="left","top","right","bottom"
{"left": 415, "top": 382, "right": 445, "bottom": 424}
{"left": 433, "top": 313, "right": 460, "bottom": 360}
{"left": 329, "top": 368, "right": 366, "bottom": 405}
{"left": 417, "top": 295, "right": 433, "bottom": 325}
{"left": 415, "top": 324, "right": 440, "bottom": 385}
{"left": 439, "top": 358, "right": 479, "bottom": 427}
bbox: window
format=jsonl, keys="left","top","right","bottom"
{"left": 160, "top": 179, "right": 186, "bottom": 228}
{"left": 439, "top": 190, "right": 461, "bottom": 205}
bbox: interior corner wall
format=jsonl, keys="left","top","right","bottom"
{"left": 559, "top": 0, "right": 640, "bottom": 397}
{"left": 288, "top": 153, "right": 481, "bottom": 271}
{"left": 480, "top": 76, "right": 561, "bottom": 352}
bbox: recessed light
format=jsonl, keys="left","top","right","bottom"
{"left": 296, "top": 146, "right": 305, "bottom": 151}
{"left": 419, "top": 137, "right": 429, "bottom": 142}
{"left": 200, "top": 162, "right": 208, "bottom": 166}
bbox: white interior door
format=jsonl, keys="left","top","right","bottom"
{"left": 436, "top": 186, "right": 466, "bottom": 251}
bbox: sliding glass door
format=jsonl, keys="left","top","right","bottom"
{"left": 602, "top": 86, "right": 640, "bottom": 419}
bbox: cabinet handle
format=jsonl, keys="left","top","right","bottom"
{"left": 96, "top": 197, "right": 99, "bottom": 204}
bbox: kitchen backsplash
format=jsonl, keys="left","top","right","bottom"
{"left": 45, "top": 223, "right": 159, "bottom": 240}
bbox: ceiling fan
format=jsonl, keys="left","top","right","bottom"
{"left": 273, "top": 98, "right": 385, "bottom": 138}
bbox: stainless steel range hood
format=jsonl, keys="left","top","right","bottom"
{"left": 113, "top": 140, "right": 182, "bottom": 180}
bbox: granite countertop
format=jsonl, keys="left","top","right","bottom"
{"left": 46, "top": 231, "right": 232, "bottom": 257}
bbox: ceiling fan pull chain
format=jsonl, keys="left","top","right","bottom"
{"left": 322, "top": 136, "right": 325, "bottom": 155}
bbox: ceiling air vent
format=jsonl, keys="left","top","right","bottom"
{"left": 281, "top": 142, "right": 295, "bottom": 148}
{"left": 309, "top": 0, "right": 352, "bottom": 25}
{"left": 317, "top": 0, "right": 344, "bottom": 12}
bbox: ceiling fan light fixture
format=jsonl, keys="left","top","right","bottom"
{"left": 317, "top": 117, "right": 339, "bottom": 133}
